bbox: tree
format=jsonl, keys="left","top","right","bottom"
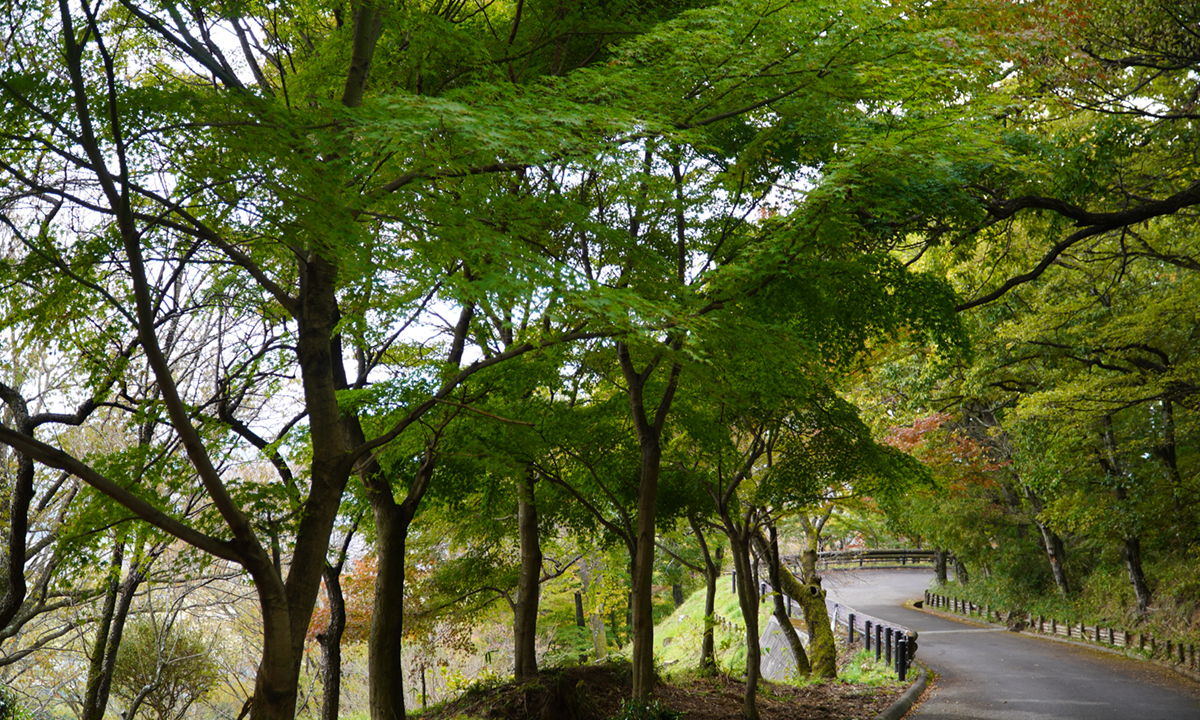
{"left": 112, "top": 617, "right": 219, "bottom": 720}
{"left": 0, "top": 0, "right": 1036, "bottom": 715}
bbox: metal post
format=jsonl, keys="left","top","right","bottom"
{"left": 875, "top": 623, "right": 883, "bottom": 662}
{"left": 848, "top": 613, "right": 856, "bottom": 644}
{"left": 885, "top": 627, "right": 893, "bottom": 666}
{"left": 897, "top": 637, "right": 908, "bottom": 681}
{"left": 865, "top": 620, "right": 872, "bottom": 651}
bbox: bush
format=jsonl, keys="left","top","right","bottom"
{"left": 112, "top": 618, "right": 219, "bottom": 720}
{"left": 0, "top": 687, "right": 29, "bottom": 720}
{"left": 609, "top": 699, "right": 683, "bottom": 720}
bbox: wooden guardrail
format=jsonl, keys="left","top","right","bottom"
{"left": 925, "top": 590, "right": 1200, "bottom": 673}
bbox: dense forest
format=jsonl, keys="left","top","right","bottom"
{"left": 0, "top": 0, "right": 1196, "bottom": 717}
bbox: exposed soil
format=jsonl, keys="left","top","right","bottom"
{"left": 420, "top": 662, "right": 903, "bottom": 720}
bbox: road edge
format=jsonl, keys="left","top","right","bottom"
{"left": 872, "top": 664, "right": 928, "bottom": 720}
{"left": 914, "top": 602, "right": 1200, "bottom": 687}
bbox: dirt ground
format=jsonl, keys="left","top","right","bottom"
{"left": 421, "top": 661, "right": 904, "bottom": 720}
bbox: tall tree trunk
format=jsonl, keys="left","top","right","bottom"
{"left": 82, "top": 545, "right": 145, "bottom": 720}
{"left": 318, "top": 564, "right": 347, "bottom": 720}
{"left": 578, "top": 557, "right": 609, "bottom": 661}
{"left": 728, "top": 530, "right": 760, "bottom": 720}
{"left": 629, "top": 436, "right": 661, "bottom": 700}
{"left": 1122, "top": 534, "right": 1152, "bottom": 614}
{"left": 0, "top": 388, "right": 34, "bottom": 632}
{"left": 365, "top": 448, "right": 434, "bottom": 720}
{"left": 616, "top": 341, "right": 681, "bottom": 701}
{"left": 513, "top": 467, "right": 542, "bottom": 678}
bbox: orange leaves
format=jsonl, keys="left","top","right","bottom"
{"left": 308, "top": 555, "right": 378, "bottom": 645}
{"left": 883, "top": 412, "right": 1005, "bottom": 493}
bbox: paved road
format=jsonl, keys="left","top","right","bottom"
{"left": 823, "top": 568, "right": 1200, "bottom": 719}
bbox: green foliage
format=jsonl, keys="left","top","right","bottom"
{"left": 0, "top": 687, "right": 29, "bottom": 720}
{"left": 836, "top": 649, "right": 905, "bottom": 688}
{"left": 609, "top": 699, "right": 684, "bottom": 720}
{"left": 112, "top": 619, "right": 220, "bottom": 720}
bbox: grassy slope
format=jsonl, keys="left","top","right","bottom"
{"left": 648, "top": 579, "right": 900, "bottom": 688}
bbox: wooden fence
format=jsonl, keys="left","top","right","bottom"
{"left": 782, "top": 549, "right": 938, "bottom": 570}
{"left": 924, "top": 590, "right": 1200, "bottom": 673}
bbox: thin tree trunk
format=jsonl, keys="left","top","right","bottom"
{"left": 318, "top": 565, "right": 346, "bottom": 720}
{"left": 1101, "top": 416, "right": 1152, "bottom": 614}
{"left": 578, "top": 557, "right": 609, "bottom": 661}
{"left": 1122, "top": 534, "right": 1152, "bottom": 614}
{"left": 1025, "top": 488, "right": 1069, "bottom": 595}
{"left": 751, "top": 529, "right": 834, "bottom": 678}
{"left": 953, "top": 557, "right": 969, "bottom": 585}
{"left": 513, "top": 467, "right": 542, "bottom": 678}
{"left": 728, "top": 530, "right": 760, "bottom": 720}
{"left": 933, "top": 548, "right": 948, "bottom": 585}
{"left": 0, "top": 390, "right": 34, "bottom": 631}
{"left": 616, "top": 341, "right": 681, "bottom": 702}
{"left": 689, "top": 516, "right": 718, "bottom": 673}
{"left": 80, "top": 542, "right": 124, "bottom": 720}
{"left": 762, "top": 524, "right": 810, "bottom": 677}
{"left": 82, "top": 545, "right": 145, "bottom": 720}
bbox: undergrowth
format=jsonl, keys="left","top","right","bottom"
{"left": 931, "top": 548, "right": 1200, "bottom": 645}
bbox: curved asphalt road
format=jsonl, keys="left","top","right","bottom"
{"left": 823, "top": 568, "right": 1200, "bottom": 720}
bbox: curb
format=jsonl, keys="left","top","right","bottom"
{"left": 872, "top": 664, "right": 928, "bottom": 720}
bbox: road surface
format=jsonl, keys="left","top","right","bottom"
{"left": 823, "top": 568, "right": 1200, "bottom": 720}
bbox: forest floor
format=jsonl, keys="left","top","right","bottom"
{"left": 418, "top": 659, "right": 904, "bottom": 720}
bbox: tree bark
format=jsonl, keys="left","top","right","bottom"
{"left": 761, "top": 524, "right": 810, "bottom": 677}
{"left": 1101, "top": 416, "right": 1152, "bottom": 614}
{"left": 629, "top": 435, "right": 662, "bottom": 700}
{"left": 318, "top": 564, "right": 347, "bottom": 720}
{"left": 689, "top": 517, "right": 719, "bottom": 673}
{"left": 728, "top": 529, "right": 760, "bottom": 720}
{"left": 1122, "top": 534, "right": 1152, "bottom": 614}
{"left": 616, "top": 341, "right": 681, "bottom": 701}
{"left": 81, "top": 544, "right": 145, "bottom": 720}
{"left": 751, "top": 529, "right": 834, "bottom": 678}
{"left": 933, "top": 548, "right": 948, "bottom": 585}
{"left": 953, "top": 557, "right": 970, "bottom": 585}
{"left": 0, "top": 388, "right": 34, "bottom": 631}
{"left": 513, "top": 467, "right": 542, "bottom": 678}
{"left": 365, "top": 447, "right": 435, "bottom": 720}
{"left": 1024, "top": 488, "right": 1069, "bottom": 595}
